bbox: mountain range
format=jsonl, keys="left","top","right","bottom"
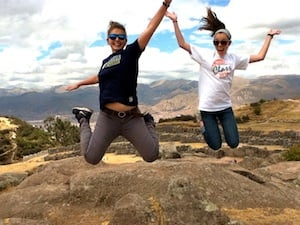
{"left": 0, "top": 75, "right": 299, "bottom": 121}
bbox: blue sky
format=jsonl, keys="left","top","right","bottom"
{"left": 0, "top": 0, "right": 299, "bottom": 90}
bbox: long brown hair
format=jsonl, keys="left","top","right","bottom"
{"left": 199, "top": 7, "right": 228, "bottom": 38}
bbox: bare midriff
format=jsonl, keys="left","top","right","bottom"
{"left": 105, "top": 102, "right": 136, "bottom": 112}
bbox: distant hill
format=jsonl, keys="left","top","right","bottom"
{"left": 231, "top": 75, "right": 300, "bottom": 105}
{"left": 234, "top": 98, "right": 300, "bottom": 133}
{"left": 0, "top": 75, "right": 299, "bottom": 121}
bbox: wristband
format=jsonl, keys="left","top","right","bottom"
{"left": 267, "top": 33, "right": 274, "bottom": 38}
{"left": 163, "top": 1, "right": 170, "bottom": 8}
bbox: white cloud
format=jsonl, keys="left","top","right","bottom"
{"left": 0, "top": 0, "right": 299, "bottom": 89}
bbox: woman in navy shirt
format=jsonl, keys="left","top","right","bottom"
{"left": 66, "top": 0, "right": 172, "bottom": 164}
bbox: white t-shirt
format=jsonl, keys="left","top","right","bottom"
{"left": 190, "top": 45, "right": 249, "bottom": 112}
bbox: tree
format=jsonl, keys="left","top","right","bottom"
{"left": 44, "top": 116, "right": 80, "bottom": 146}
{"left": 0, "top": 116, "right": 57, "bottom": 163}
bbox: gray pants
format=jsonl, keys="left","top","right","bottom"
{"left": 79, "top": 109, "right": 159, "bottom": 164}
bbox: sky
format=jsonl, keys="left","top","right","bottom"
{"left": 0, "top": 0, "right": 299, "bottom": 90}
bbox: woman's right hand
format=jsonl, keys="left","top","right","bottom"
{"left": 65, "top": 75, "right": 98, "bottom": 91}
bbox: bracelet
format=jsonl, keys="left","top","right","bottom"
{"left": 267, "top": 33, "right": 274, "bottom": 38}
{"left": 173, "top": 20, "right": 177, "bottom": 23}
{"left": 163, "top": 1, "right": 170, "bottom": 8}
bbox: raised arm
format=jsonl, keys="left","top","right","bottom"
{"left": 165, "top": 11, "right": 191, "bottom": 54}
{"left": 137, "top": 0, "right": 172, "bottom": 50}
{"left": 249, "top": 29, "right": 281, "bottom": 63}
{"left": 65, "top": 75, "right": 99, "bottom": 91}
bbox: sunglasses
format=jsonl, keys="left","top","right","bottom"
{"left": 213, "top": 40, "right": 229, "bottom": 46}
{"left": 108, "top": 34, "right": 126, "bottom": 40}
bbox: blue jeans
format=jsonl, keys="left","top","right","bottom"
{"left": 200, "top": 107, "right": 239, "bottom": 150}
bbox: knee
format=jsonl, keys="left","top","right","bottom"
{"left": 143, "top": 149, "right": 159, "bottom": 163}
{"left": 203, "top": 131, "right": 222, "bottom": 150}
{"left": 208, "top": 143, "right": 222, "bottom": 151}
{"left": 84, "top": 154, "right": 101, "bottom": 165}
{"left": 205, "top": 136, "right": 222, "bottom": 150}
{"left": 226, "top": 137, "right": 239, "bottom": 149}
{"left": 143, "top": 157, "right": 158, "bottom": 163}
{"left": 228, "top": 141, "right": 239, "bottom": 149}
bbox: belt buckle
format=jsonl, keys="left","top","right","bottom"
{"left": 117, "top": 111, "right": 126, "bottom": 118}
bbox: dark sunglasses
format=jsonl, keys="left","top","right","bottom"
{"left": 108, "top": 34, "right": 126, "bottom": 40}
{"left": 213, "top": 40, "right": 229, "bottom": 46}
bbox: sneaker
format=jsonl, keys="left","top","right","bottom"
{"left": 72, "top": 107, "right": 93, "bottom": 122}
{"left": 143, "top": 113, "right": 155, "bottom": 126}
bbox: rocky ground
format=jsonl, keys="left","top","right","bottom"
{"left": 0, "top": 151, "right": 299, "bottom": 225}
{"left": 0, "top": 119, "right": 300, "bottom": 225}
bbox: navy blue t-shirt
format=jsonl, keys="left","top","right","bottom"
{"left": 98, "top": 40, "right": 143, "bottom": 110}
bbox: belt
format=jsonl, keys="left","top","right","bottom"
{"left": 102, "top": 107, "right": 143, "bottom": 118}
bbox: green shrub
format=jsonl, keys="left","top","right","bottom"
{"left": 0, "top": 116, "right": 80, "bottom": 163}
{"left": 11, "top": 117, "right": 56, "bottom": 157}
{"left": 44, "top": 116, "right": 80, "bottom": 146}
{"left": 282, "top": 144, "right": 300, "bottom": 161}
{"left": 253, "top": 106, "right": 261, "bottom": 115}
{"left": 250, "top": 99, "right": 266, "bottom": 115}
{"left": 259, "top": 99, "right": 266, "bottom": 104}
{"left": 158, "top": 114, "right": 197, "bottom": 123}
{"left": 236, "top": 115, "right": 250, "bottom": 123}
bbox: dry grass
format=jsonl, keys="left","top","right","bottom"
{"left": 0, "top": 116, "right": 143, "bottom": 175}
{"left": 235, "top": 99, "right": 300, "bottom": 133}
{"left": 158, "top": 99, "right": 300, "bottom": 133}
{"left": 223, "top": 208, "right": 300, "bottom": 225}
{"left": 158, "top": 120, "right": 200, "bottom": 127}
{"left": 101, "top": 153, "right": 142, "bottom": 164}
{"left": 0, "top": 117, "right": 18, "bottom": 131}
{"left": 0, "top": 155, "right": 48, "bottom": 174}
{"left": 0, "top": 153, "right": 142, "bottom": 175}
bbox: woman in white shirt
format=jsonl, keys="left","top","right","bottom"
{"left": 165, "top": 8, "right": 281, "bottom": 150}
